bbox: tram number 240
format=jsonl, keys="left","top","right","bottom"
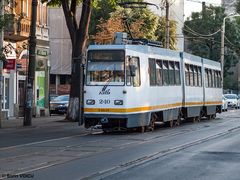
{"left": 99, "top": 99, "right": 110, "bottom": 104}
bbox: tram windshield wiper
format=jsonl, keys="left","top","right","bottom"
{"left": 101, "top": 76, "right": 113, "bottom": 92}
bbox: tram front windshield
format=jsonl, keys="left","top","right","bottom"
{"left": 86, "top": 50, "right": 125, "bottom": 86}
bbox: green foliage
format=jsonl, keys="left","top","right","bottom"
{"left": 184, "top": 5, "right": 240, "bottom": 90}
{"left": 155, "top": 17, "right": 177, "bottom": 50}
{"left": 236, "top": 0, "right": 240, "bottom": 13}
{"left": 89, "top": 0, "right": 117, "bottom": 35}
{"left": 0, "top": 14, "right": 13, "bottom": 30}
{"left": 91, "top": 1, "right": 177, "bottom": 49}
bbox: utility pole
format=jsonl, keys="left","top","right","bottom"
{"left": 165, "top": 0, "right": 170, "bottom": 49}
{"left": 220, "top": 14, "right": 240, "bottom": 87}
{"left": 24, "top": 0, "right": 38, "bottom": 126}
{"left": 0, "top": 0, "right": 4, "bottom": 128}
{"left": 220, "top": 22, "right": 225, "bottom": 86}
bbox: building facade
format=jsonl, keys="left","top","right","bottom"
{"left": 48, "top": 7, "right": 82, "bottom": 96}
{"left": 3, "top": 0, "right": 49, "bottom": 118}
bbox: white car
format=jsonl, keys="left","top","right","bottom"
{"left": 222, "top": 95, "right": 228, "bottom": 112}
{"left": 224, "top": 94, "right": 239, "bottom": 109}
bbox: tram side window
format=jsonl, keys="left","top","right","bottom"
{"left": 205, "top": 68, "right": 209, "bottom": 87}
{"left": 208, "top": 69, "right": 213, "bottom": 87}
{"left": 216, "top": 71, "right": 219, "bottom": 88}
{"left": 149, "top": 58, "right": 156, "bottom": 86}
{"left": 185, "top": 64, "right": 190, "bottom": 86}
{"left": 175, "top": 62, "right": 181, "bottom": 85}
{"left": 130, "top": 57, "right": 141, "bottom": 87}
{"left": 193, "top": 66, "right": 198, "bottom": 86}
{"left": 189, "top": 65, "right": 194, "bottom": 86}
{"left": 213, "top": 71, "right": 217, "bottom": 88}
{"left": 156, "top": 60, "right": 163, "bottom": 86}
{"left": 163, "top": 61, "right": 169, "bottom": 85}
{"left": 217, "top": 71, "right": 222, "bottom": 88}
{"left": 169, "top": 61, "right": 175, "bottom": 85}
{"left": 198, "top": 67, "right": 202, "bottom": 87}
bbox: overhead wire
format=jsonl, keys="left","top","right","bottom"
{"left": 170, "top": 5, "right": 240, "bottom": 51}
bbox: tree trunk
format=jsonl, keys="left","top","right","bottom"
{"left": 65, "top": 0, "right": 92, "bottom": 122}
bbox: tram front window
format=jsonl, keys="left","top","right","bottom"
{"left": 87, "top": 50, "right": 125, "bottom": 86}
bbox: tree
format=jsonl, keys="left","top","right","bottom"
{"left": 92, "top": 6, "right": 177, "bottom": 49}
{"left": 44, "top": 0, "right": 94, "bottom": 122}
{"left": 183, "top": 5, "right": 240, "bottom": 90}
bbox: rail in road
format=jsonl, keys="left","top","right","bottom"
{"left": 0, "top": 110, "right": 240, "bottom": 179}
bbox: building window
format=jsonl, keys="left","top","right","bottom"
{"left": 50, "top": 74, "right": 56, "bottom": 84}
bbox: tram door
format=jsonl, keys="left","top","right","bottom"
{"left": 18, "top": 80, "right": 25, "bottom": 117}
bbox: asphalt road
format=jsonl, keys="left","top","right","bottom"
{"left": 1, "top": 109, "right": 240, "bottom": 180}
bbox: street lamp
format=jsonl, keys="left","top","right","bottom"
{"left": 221, "top": 13, "right": 240, "bottom": 85}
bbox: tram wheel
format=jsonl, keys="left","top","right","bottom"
{"left": 147, "top": 113, "right": 157, "bottom": 131}
{"left": 175, "top": 118, "right": 181, "bottom": 126}
{"left": 196, "top": 116, "right": 201, "bottom": 122}
{"left": 138, "top": 126, "right": 145, "bottom": 133}
{"left": 212, "top": 114, "right": 216, "bottom": 119}
{"left": 168, "top": 120, "right": 174, "bottom": 128}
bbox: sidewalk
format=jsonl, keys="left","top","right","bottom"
{"left": 0, "top": 115, "right": 78, "bottom": 129}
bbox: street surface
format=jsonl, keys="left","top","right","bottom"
{"left": 1, "top": 109, "right": 240, "bottom": 180}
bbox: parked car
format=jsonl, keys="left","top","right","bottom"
{"left": 222, "top": 95, "right": 228, "bottom": 112}
{"left": 50, "top": 95, "right": 69, "bottom": 114}
{"left": 224, "top": 94, "right": 239, "bottom": 109}
{"left": 50, "top": 94, "right": 58, "bottom": 101}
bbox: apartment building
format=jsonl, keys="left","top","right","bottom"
{"left": 3, "top": 0, "right": 49, "bottom": 118}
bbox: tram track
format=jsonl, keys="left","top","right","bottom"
{"left": 0, "top": 116, "right": 239, "bottom": 179}
{"left": 85, "top": 125, "right": 240, "bottom": 180}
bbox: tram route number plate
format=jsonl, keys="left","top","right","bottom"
{"left": 99, "top": 99, "right": 110, "bottom": 104}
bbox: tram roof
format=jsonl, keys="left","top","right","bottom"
{"left": 88, "top": 44, "right": 220, "bottom": 68}
{"left": 88, "top": 44, "right": 180, "bottom": 57}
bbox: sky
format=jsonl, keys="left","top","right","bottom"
{"left": 185, "top": 0, "right": 222, "bottom": 18}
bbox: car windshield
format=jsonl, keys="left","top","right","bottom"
{"left": 86, "top": 50, "right": 125, "bottom": 86}
{"left": 224, "top": 94, "right": 237, "bottom": 99}
{"left": 53, "top": 95, "right": 69, "bottom": 101}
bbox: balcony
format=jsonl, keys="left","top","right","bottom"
{"left": 4, "top": 17, "right": 49, "bottom": 42}
{"left": 36, "top": 25, "right": 49, "bottom": 41}
{"left": 4, "top": 17, "right": 30, "bottom": 41}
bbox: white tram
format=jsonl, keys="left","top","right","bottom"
{"left": 84, "top": 38, "right": 222, "bottom": 131}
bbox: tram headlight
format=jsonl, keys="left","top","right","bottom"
{"left": 114, "top": 100, "right": 123, "bottom": 105}
{"left": 86, "top": 99, "right": 95, "bottom": 105}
